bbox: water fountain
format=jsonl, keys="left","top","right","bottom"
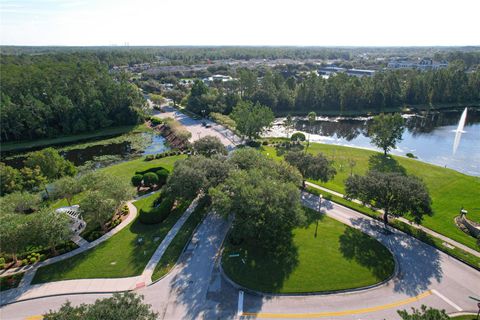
{"left": 453, "top": 107, "right": 468, "bottom": 155}
{"left": 456, "top": 107, "right": 468, "bottom": 133}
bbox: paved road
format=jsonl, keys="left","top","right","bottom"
{"left": 2, "top": 193, "right": 479, "bottom": 319}
{"left": 3, "top": 107, "right": 479, "bottom": 319}
{"left": 153, "top": 105, "right": 241, "bottom": 149}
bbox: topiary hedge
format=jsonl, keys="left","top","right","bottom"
{"left": 156, "top": 169, "right": 169, "bottom": 186}
{"left": 139, "top": 196, "right": 175, "bottom": 225}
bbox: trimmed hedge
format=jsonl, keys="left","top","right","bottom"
{"left": 156, "top": 169, "right": 169, "bottom": 186}
{"left": 139, "top": 196, "right": 175, "bottom": 225}
{"left": 136, "top": 166, "right": 169, "bottom": 176}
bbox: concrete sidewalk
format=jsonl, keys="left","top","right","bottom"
{"left": 305, "top": 181, "right": 480, "bottom": 258}
{"left": 0, "top": 201, "right": 139, "bottom": 279}
{"left": 0, "top": 198, "right": 199, "bottom": 306}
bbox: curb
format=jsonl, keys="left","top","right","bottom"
{"left": 218, "top": 204, "right": 400, "bottom": 298}
{"left": 219, "top": 243, "right": 400, "bottom": 298}
{"left": 148, "top": 208, "right": 209, "bottom": 286}
{"left": 0, "top": 288, "right": 133, "bottom": 307}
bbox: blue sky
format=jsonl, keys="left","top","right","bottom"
{"left": 1, "top": 0, "right": 479, "bottom": 46}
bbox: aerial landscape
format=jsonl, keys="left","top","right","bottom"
{"left": 0, "top": 0, "right": 479, "bottom": 319}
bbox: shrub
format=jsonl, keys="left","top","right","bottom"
{"left": 111, "top": 219, "right": 121, "bottom": 228}
{"left": 29, "top": 257, "right": 37, "bottom": 264}
{"left": 291, "top": 132, "right": 306, "bottom": 142}
{"left": 406, "top": 152, "right": 417, "bottom": 158}
{"left": 0, "top": 257, "right": 5, "bottom": 269}
{"left": 22, "top": 259, "right": 28, "bottom": 266}
{"left": 246, "top": 140, "right": 261, "bottom": 148}
{"left": 139, "top": 196, "right": 175, "bottom": 225}
{"left": 150, "top": 118, "right": 163, "bottom": 126}
{"left": 143, "top": 172, "right": 159, "bottom": 187}
{"left": 262, "top": 140, "right": 269, "bottom": 145}
{"left": 131, "top": 174, "right": 143, "bottom": 188}
{"left": 144, "top": 155, "right": 155, "bottom": 161}
{"left": 156, "top": 169, "right": 169, "bottom": 186}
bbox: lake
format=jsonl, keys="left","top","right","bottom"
{"left": 264, "top": 108, "right": 480, "bottom": 176}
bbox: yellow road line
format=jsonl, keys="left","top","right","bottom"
{"left": 242, "top": 290, "right": 432, "bottom": 318}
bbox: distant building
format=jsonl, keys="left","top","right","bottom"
{"left": 387, "top": 58, "right": 448, "bottom": 70}
{"left": 318, "top": 65, "right": 375, "bottom": 77}
{"left": 318, "top": 66, "right": 346, "bottom": 75}
{"left": 346, "top": 69, "right": 376, "bottom": 77}
{"left": 202, "top": 74, "right": 235, "bottom": 84}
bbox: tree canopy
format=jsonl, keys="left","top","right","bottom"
{"left": 345, "top": 170, "right": 432, "bottom": 225}
{"left": 193, "top": 135, "right": 227, "bottom": 157}
{"left": 230, "top": 100, "right": 274, "bottom": 141}
{"left": 285, "top": 151, "right": 336, "bottom": 187}
{"left": 1, "top": 55, "right": 146, "bottom": 142}
{"left": 368, "top": 113, "right": 405, "bottom": 155}
{"left": 43, "top": 292, "right": 157, "bottom": 320}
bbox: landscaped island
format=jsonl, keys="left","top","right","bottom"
{"left": 222, "top": 209, "right": 395, "bottom": 293}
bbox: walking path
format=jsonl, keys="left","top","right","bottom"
{"left": 0, "top": 198, "right": 199, "bottom": 306}
{"left": 0, "top": 201, "right": 139, "bottom": 279}
{"left": 305, "top": 181, "right": 480, "bottom": 258}
{"left": 3, "top": 192, "right": 479, "bottom": 319}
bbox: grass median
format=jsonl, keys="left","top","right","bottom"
{"left": 222, "top": 208, "right": 395, "bottom": 294}
{"left": 33, "top": 193, "right": 190, "bottom": 283}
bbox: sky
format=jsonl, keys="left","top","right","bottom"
{"left": 1, "top": 0, "right": 479, "bottom": 46}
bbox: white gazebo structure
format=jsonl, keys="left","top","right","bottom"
{"left": 55, "top": 205, "right": 86, "bottom": 235}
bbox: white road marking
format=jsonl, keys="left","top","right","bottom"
{"left": 432, "top": 289, "right": 463, "bottom": 311}
{"left": 238, "top": 290, "right": 244, "bottom": 317}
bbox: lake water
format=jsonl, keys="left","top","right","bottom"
{"left": 264, "top": 108, "right": 480, "bottom": 176}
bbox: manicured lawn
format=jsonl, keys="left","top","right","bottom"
{"left": 222, "top": 209, "right": 395, "bottom": 293}
{"left": 2, "top": 125, "right": 142, "bottom": 152}
{"left": 449, "top": 316, "right": 478, "bottom": 319}
{"left": 101, "top": 155, "right": 185, "bottom": 186}
{"left": 47, "top": 155, "right": 186, "bottom": 236}
{"left": 151, "top": 199, "right": 209, "bottom": 281}
{"left": 306, "top": 186, "right": 480, "bottom": 270}
{"left": 262, "top": 143, "right": 480, "bottom": 250}
{"left": 32, "top": 193, "right": 190, "bottom": 283}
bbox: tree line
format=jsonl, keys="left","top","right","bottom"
{"left": 185, "top": 63, "right": 479, "bottom": 116}
{"left": 0, "top": 54, "right": 146, "bottom": 142}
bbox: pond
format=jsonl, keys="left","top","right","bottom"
{"left": 1, "top": 132, "right": 170, "bottom": 169}
{"left": 264, "top": 108, "right": 480, "bottom": 176}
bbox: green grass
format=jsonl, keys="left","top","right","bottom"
{"left": 46, "top": 155, "right": 186, "bottom": 236}
{"left": 222, "top": 209, "right": 395, "bottom": 293}
{"left": 262, "top": 143, "right": 480, "bottom": 251}
{"left": 306, "top": 186, "right": 480, "bottom": 271}
{"left": 32, "top": 193, "right": 190, "bottom": 283}
{"left": 2, "top": 125, "right": 144, "bottom": 152}
{"left": 449, "top": 315, "right": 478, "bottom": 320}
{"left": 101, "top": 155, "right": 185, "bottom": 186}
{"left": 151, "top": 199, "right": 209, "bottom": 281}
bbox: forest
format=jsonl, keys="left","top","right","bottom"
{"left": 186, "top": 63, "right": 480, "bottom": 116}
{"left": 0, "top": 54, "right": 146, "bottom": 142}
